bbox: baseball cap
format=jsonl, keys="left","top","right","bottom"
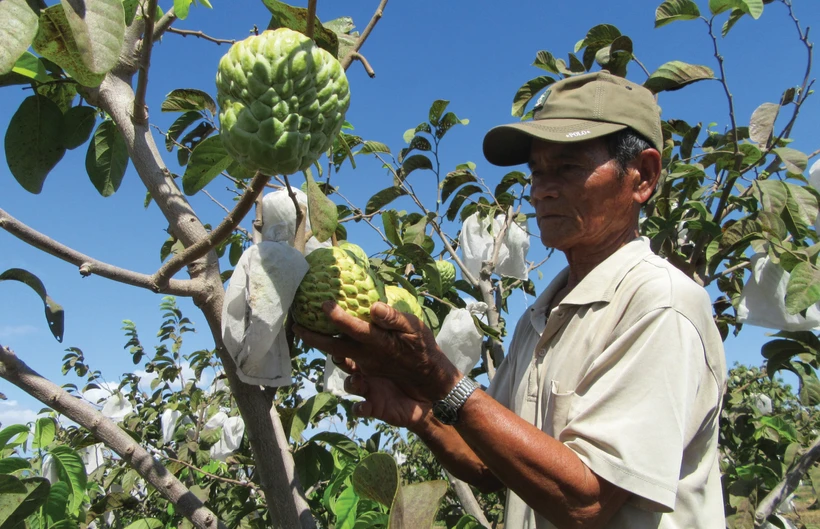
{"left": 483, "top": 71, "right": 662, "bottom": 167}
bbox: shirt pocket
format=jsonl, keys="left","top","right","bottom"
{"left": 546, "top": 379, "right": 575, "bottom": 437}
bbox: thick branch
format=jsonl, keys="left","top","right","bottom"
{"left": 305, "top": 0, "right": 317, "bottom": 40}
{"left": 0, "top": 344, "right": 226, "bottom": 529}
{"left": 133, "top": 0, "right": 159, "bottom": 124}
{"left": 755, "top": 433, "right": 820, "bottom": 527}
{"left": 0, "top": 207, "right": 199, "bottom": 297}
{"left": 153, "top": 172, "right": 270, "bottom": 289}
{"left": 445, "top": 471, "right": 492, "bottom": 527}
{"left": 152, "top": 6, "right": 177, "bottom": 41}
{"left": 340, "top": 0, "right": 388, "bottom": 70}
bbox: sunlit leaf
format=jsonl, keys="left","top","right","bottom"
{"left": 0, "top": 0, "right": 39, "bottom": 75}
{"left": 511, "top": 76, "right": 555, "bottom": 118}
{"left": 428, "top": 100, "right": 449, "bottom": 126}
{"left": 655, "top": 0, "right": 701, "bottom": 28}
{"left": 32, "top": 5, "right": 106, "bottom": 87}
{"left": 47, "top": 446, "right": 86, "bottom": 514}
{"left": 774, "top": 147, "right": 808, "bottom": 175}
{"left": 351, "top": 453, "right": 398, "bottom": 507}
{"left": 161, "top": 88, "right": 216, "bottom": 114}
{"left": 60, "top": 0, "right": 126, "bottom": 75}
{"left": 262, "top": 0, "right": 339, "bottom": 57}
{"left": 0, "top": 477, "right": 50, "bottom": 528}
{"left": 785, "top": 263, "right": 820, "bottom": 315}
{"left": 644, "top": 61, "right": 715, "bottom": 93}
{"left": 305, "top": 169, "right": 338, "bottom": 242}
{"left": 181, "top": 134, "right": 232, "bottom": 195}
{"left": 748, "top": 102, "right": 779, "bottom": 146}
{"left": 33, "top": 418, "right": 56, "bottom": 449}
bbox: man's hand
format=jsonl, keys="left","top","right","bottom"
{"left": 294, "top": 300, "right": 461, "bottom": 403}
{"left": 344, "top": 372, "right": 432, "bottom": 429}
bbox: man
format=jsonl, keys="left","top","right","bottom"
{"left": 295, "top": 71, "right": 727, "bottom": 528}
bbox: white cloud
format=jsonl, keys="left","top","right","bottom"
{"left": 0, "top": 400, "right": 38, "bottom": 428}
{"left": 0, "top": 325, "right": 38, "bottom": 339}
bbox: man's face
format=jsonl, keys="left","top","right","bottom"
{"left": 528, "top": 138, "right": 639, "bottom": 253}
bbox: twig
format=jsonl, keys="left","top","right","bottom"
{"left": 334, "top": 189, "right": 393, "bottom": 247}
{"left": 706, "top": 260, "right": 751, "bottom": 284}
{"left": 166, "top": 27, "right": 236, "bottom": 45}
{"left": 349, "top": 52, "right": 376, "bottom": 78}
{"left": 305, "top": 0, "right": 317, "bottom": 40}
{"left": 133, "top": 0, "right": 159, "bottom": 124}
{"left": 152, "top": 6, "right": 177, "bottom": 41}
{"left": 153, "top": 172, "right": 270, "bottom": 289}
{"left": 0, "top": 344, "right": 226, "bottom": 529}
{"left": 163, "top": 454, "right": 257, "bottom": 490}
{"left": 202, "top": 190, "right": 252, "bottom": 239}
{"left": 631, "top": 55, "right": 652, "bottom": 78}
{"left": 0, "top": 207, "right": 198, "bottom": 296}
{"left": 754, "top": 433, "right": 820, "bottom": 527}
{"left": 340, "top": 0, "right": 388, "bottom": 70}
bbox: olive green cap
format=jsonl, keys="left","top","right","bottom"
{"left": 483, "top": 71, "right": 662, "bottom": 167}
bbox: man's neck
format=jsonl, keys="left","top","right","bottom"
{"left": 563, "top": 227, "right": 640, "bottom": 290}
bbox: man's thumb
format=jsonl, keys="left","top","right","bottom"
{"left": 370, "top": 302, "right": 416, "bottom": 333}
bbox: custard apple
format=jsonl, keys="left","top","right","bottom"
{"left": 338, "top": 240, "right": 369, "bottom": 268}
{"left": 292, "top": 246, "right": 380, "bottom": 335}
{"left": 215, "top": 28, "right": 350, "bottom": 176}
{"left": 385, "top": 285, "right": 424, "bottom": 320}
{"left": 436, "top": 260, "right": 456, "bottom": 291}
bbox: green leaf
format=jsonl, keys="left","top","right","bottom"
{"left": 381, "top": 211, "right": 401, "bottom": 246}
{"left": 748, "top": 102, "right": 779, "bottom": 146}
{"left": 353, "top": 511, "right": 389, "bottom": 529}
{"left": 309, "top": 431, "right": 359, "bottom": 459}
{"left": 352, "top": 453, "right": 398, "bottom": 507}
{"left": 655, "top": 0, "right": 701, "bottom": 27}
{"left": 181, "top": 134, "right": 231, "bottom": 195}
{"left": 446, "top": 185, "right": 482, "bottom": 222}
{"left": 576, "top": 24, "right": 622, "bottom": 70}
{"left": 533, "top": 50, "right": 559, "bottom": 74}
{"left": 739, "top": 0, "right": 763, "bottom": 18}
{"left": 774, "top": 147, "right": 808, "bottom": 175}
{"left": 44, "top": 481, "right": 70, "bottom": 525}
{"left": 594, "top": 35, "right": 633, "bottom": 77}
{"left": 399, "top": 154, "right": 433, "bottom": 180}
{"left": 722, "top": 8, "right": 745, "bottom": 36}
{"left": 366, "top": 187, "right": 408, "bottom": 215}
{"left": 719, "top": 219, "right": 761, "bottom": 251}
{"left": 394, "top": 243, "right": 441, "bottom": 296}
{"left": 428, "top": 100, "right": 449, "bottom": 126}
{"left": 0, "top": 425, "right": 29, "bottom": 452}
{"left": 289, "top": 392, "right": 336, "bottom": 442}
{"left": 401, "top": 214, "right": 427, "bottom": 248}
{"left": 60, "top": 0, "right": 126, "bottom": 75}
{"left": 389, "top": 481, "right": 448, "bottom": 529}
{"left": 4, "top": 52, "right": 51, "bottom": 85}
{"left": 453, "top": 515, "right": 484, "bottom": 529}
{"left": 86, "top": 119, "right": 129, "bottom": 197}
{"left": 293, "top": 442, "right": 333, "bottom": 490}
{"left": 60, "top": 105, "right": 97, "bottom": 150}
{"left": 33, "top": 418, "right": 56, "bottom": 449}
{"left": 0, "top": 268, "right": 65, "bottom": 342}
{"left": 0, "top": 477, "right": 50, "bottom": 529}
{"left": 784, "top": 183, "right": 818, "bottom": 228}
{"left": 0, "top": 458, "right": 30, "bottom": 475}
{"left": 441, "top": 170, "right": 478, "bottom": 203}
{"left": 785, "top": 262, "right": 820, "bottom": 315}
{"left": 122, "top": 0, "right": 139, "bottom": 25}
{"left": 0, "top": 0, "right": 39, "bottom": 75}
{"left": 754, "top": 180, "right": 788, "bottom": 216}
{"left": 709, "top": 0, "right": 739, "bottom": 15}
{"left": 161, "top": 88, "right": 216, "bottom": 114}
{"left": 165, "top": 111, "right": 202, "bottom": 152}
{"left": 48, "top": 445, "right": 86, "bottom": 514}
{"left": 32, "top": 4, "right": 106, "bottom": 87}
{"left": 123, "top": 519, "right": 163, "bottom": 529}
{"left": 644, "top": 61, "right": 715, "bottom": 93}
{"left": 511, "top": 76, "right": 555, "bottom": 118}
{"left": 5, "top": 95, "right": 66, "bottom": 194}
{"left": 305, "top": 169, "right": 338, "bottom": 242}
{"left": 263, "top": 0, "right": 339, "bottom": 57}
{"left": 334, "top": 485, "right": 359, "bottom": 529}
{"left": 358, "top": 141, "right": 390, "bottom": 155}
{"left": 173, "top": 0, "right": 191, "bottom": 20}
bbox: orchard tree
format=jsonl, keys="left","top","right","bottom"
{"left": 0, "top": 1, "right": 818, "bottom": 529}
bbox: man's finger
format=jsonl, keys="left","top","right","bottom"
{"left": 321, "top": 301, "right": 392, "bottom": 343}
{"left": 294, "top": 324, "right": 367, "bottom": 361}
{"left": 331, "top": 355, "right": 356, "bottom": 374}
{"left": 344, "top": 372, "right": 368, "bottom": 396}
{"left": 369, "top": 302, "right": 420, "bottom": 334}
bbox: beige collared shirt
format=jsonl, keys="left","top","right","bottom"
{"left": 487, "top": 237, "right": 726, "bottom": 528}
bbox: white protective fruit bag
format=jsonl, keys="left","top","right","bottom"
{"left": 210, "top": 416, "right": 245, "bottom": 461}
{"left": 222, "top": 189, "right": 327, "bottom": 386}
{"left": 458, "top": 212, "right": 530, "bottom": 281}
{"left": 736, "top": 253, "right": 820, "bottom": 331}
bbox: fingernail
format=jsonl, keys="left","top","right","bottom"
{"left": 322, "top": 300, "right": 337, "bottom": 313}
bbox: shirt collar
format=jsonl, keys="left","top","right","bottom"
{"left": 527, "top": 236, "right": 653, "bottom": 334}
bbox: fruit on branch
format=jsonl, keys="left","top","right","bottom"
{"left": 436, "top": 260, "right": 456, "bottom": 292}
{"left": 385, "top": 285, "right": 424, "bottom": 320}
{"left": 292, "top": 246, "right": 379, "bottom": 335}
{"left": 215, "top": 28, "right": 350, "bottom": 176}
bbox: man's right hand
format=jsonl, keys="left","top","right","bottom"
{"left": 344, "top": 372, "right": 431, "bottom": 430}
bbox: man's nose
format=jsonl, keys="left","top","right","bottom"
{"left": 530, "top": 175, "right": 560, "bottom": 200}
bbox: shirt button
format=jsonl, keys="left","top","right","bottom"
{"left": 537, "top": 347, "right": 547, "bottom": 358}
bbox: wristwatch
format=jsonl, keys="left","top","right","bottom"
{"left": 432, "top": 376, "right": 479, "bottom": 425}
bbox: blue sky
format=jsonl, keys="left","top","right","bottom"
{"left": 1, "top": 0, "right": 818, "bottom": 425}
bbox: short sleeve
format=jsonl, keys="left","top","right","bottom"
{"left": 559, "top": 307, "right": 705, "bottom": 512}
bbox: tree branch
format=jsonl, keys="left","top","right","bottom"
{"left": 0, "top": 207, "right": 199, "bottom": 297}
{"left": 0, "top": 344, "right": 226, "bottom": 529}
{"left": 755, "top": 433, "right": 820, "bottom": 527}
{"left": 445, "top": 471, "right": 492, "bottom": 528}
{"left": 349, "top": 52, "right": 376, "bottom": 78}
{"left": 165, "top": 27, "right": 236, "bottom": 46}
{"left": 163, "top": 453, "right": 258, "bottom": 490}
{"left": 305, "top": 0, "right": 317, "bottom": 40}
{"left": 152, "top": 172, "right": 270, "bottom": 289}
{"left": 340, "top": 0, "right": 388, "bottom": 70}
{"left": 133, "top": 0, "right": 159, "bottom": 124}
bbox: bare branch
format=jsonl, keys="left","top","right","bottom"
{"left": 445, "top": 471, "right": 492, "bottom": 528}
{"left": 203, "top": 190, "right": 252, "bottom": 239}
{"left": 0, "top": 207, "right": 199, "bottom": 296}
{"left": 166, "top": 27, "right": 236, "bottom": 46}
{"left": 163, "top": 453, "right": 257, "bottom": 490}
{"left": 305, "top": 0, "right": 317, "bottom": 40}
{"left": 153, "top": 172, "right": 270, "bottom": 289}
{"left": 0, "top": 344, "right": 226, "bottom": 529}
{"left": 152, "top": 6, "right": 177, "bottom": 41}
{"left": 349, "top": 52, "right": 376, "bottom": 78}
{"left": 133, "top": 0, "right": 159, "bottom": 124}
{"left": 340, "top": 0, "right": 388, "bottom": 70}
{"left": 755, "top": 433, "right": 820, "bottom": 527}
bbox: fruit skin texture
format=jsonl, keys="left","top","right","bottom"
{"left": 292, "top": 246, "right": 379, "bottom": 335}
{"left": 338, "top": 241, "right": 369, "bottom": 267}
{"left": 385, "top": 285, "right": 424, "bottom": 320}
{"left": 216, "top": 28, "right": 350, "bottom": 176}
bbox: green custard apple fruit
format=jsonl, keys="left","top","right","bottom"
{"left": 338, "top": 240, "right": 369, "bottom": 268}
{"left": 292, "top": 246, "right": 379, "bottom": 335}
{"left": 215, "top": 28, "right": 350, "bottom": 176}
{"left": 436, "top": 260, "right": 456, "bottom": 291}
{"left": 385, "top": 285, "right": 424, "bottom": 320}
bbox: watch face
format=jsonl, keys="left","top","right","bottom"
{"left": 433, "top": 401, "right": 458, "bottom": 425}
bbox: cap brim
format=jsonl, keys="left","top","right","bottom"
{"left": 483, "top": 119, "right": 628, "bottom": 167}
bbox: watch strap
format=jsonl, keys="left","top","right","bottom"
{"left": 433, "top": 376, "right": 479, "bottom": 425}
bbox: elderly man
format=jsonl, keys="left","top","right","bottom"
{"left": 296, "top": 71, "right": 727, "bottom": 528}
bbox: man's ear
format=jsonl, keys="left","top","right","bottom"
{"left": 631, "top": 148, "right": 661, "bottom": 204}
